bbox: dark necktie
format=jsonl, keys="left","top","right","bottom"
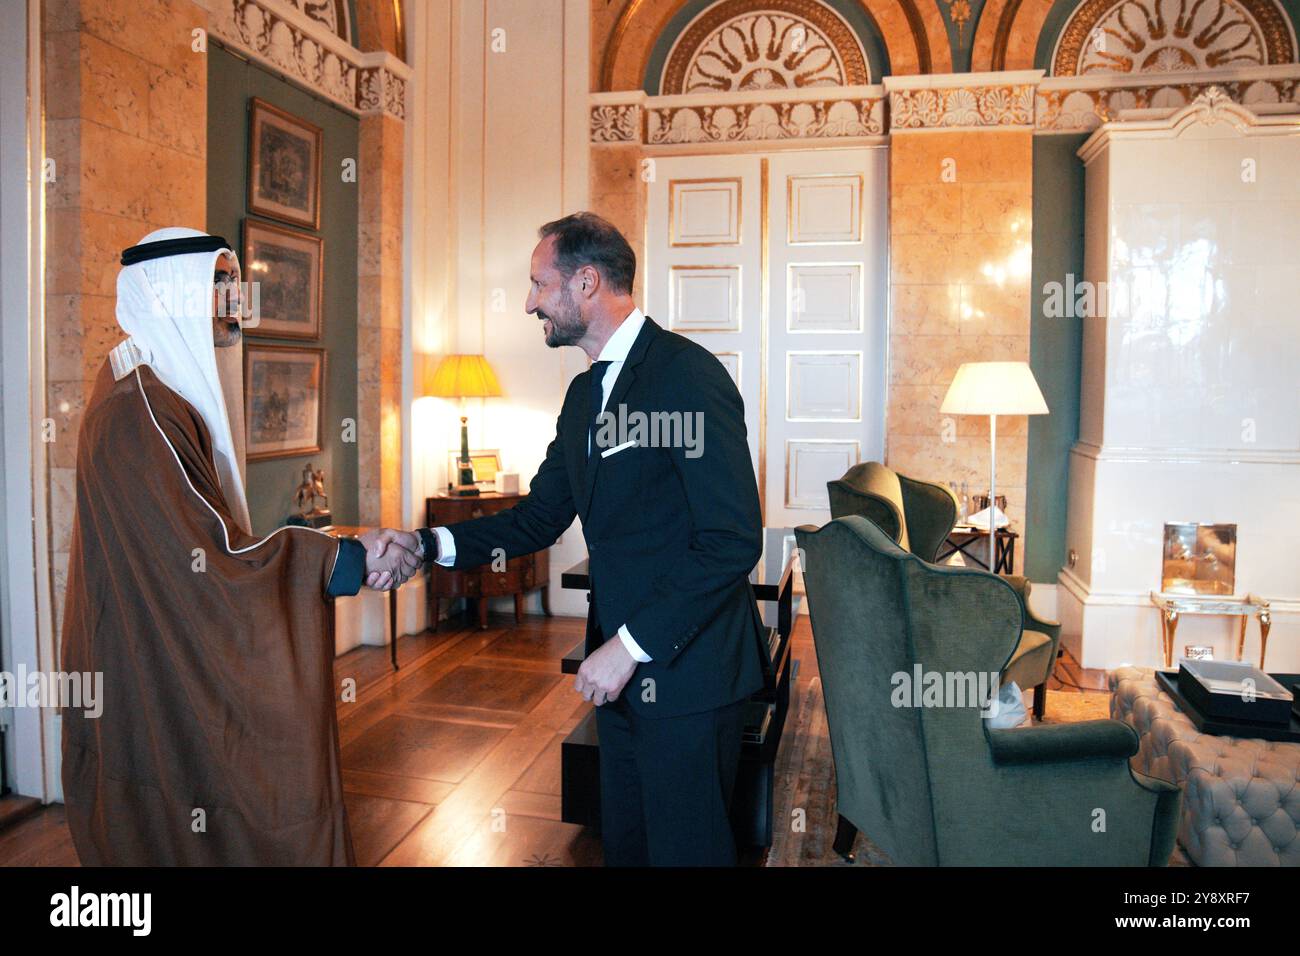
{"left": 588, "top": 361, "right": 611, "bottom": 459}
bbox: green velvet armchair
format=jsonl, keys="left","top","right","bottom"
{"left": 827, "top": 461, "right": 959, "bottom": 563}
{"left": 828, "top": 462, "right": 1062, "bottom": 718}
{"left": 795, "top": 517, "right": 1181, "bottom": 866}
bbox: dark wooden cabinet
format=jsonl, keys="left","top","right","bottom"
{"left": 425, "top": 492, "right": 550, "bottom": 629}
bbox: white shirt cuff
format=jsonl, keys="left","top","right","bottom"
{"left": 617, "top": 625, "right": 652, "bottom": 663}
{"left": 433, "top": 526, "right": 456, "bottom": 567}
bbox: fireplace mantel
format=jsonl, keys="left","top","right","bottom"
{"left": 1058, "top": 91, "right": 1300, "bottom": 671}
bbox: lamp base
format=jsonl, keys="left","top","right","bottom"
{"left": 453, "top": 451, "right": 478, "bottom": 496}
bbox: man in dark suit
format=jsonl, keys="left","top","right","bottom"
{"left": 405, "top": 212, "right": 766, "bottom": 866}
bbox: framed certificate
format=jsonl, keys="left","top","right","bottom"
{"left": 447, "top": 449, "right": 502, "bottom": 488}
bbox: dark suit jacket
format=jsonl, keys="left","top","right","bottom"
{"left": 421, "top": 317, "right": 766, "bottom": 718}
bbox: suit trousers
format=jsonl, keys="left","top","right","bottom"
{"left": 594, "top": 693, "right": 746, "bottom": 867}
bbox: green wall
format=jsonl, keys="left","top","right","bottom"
{"left": 1024, "top": 133, "right": 1087, "bottom": 583}
{"left": 207, "top": 46, "right": 359, "bottom": 534}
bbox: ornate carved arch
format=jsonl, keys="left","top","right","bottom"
{"left": 660, "top": 0, "right": 871, "bottom": 91}
{"left": 1050, "top": 0, "right": 1295, "bottom": 75}
{"left": 974, "top": 0, "right": 1297, "bottom": 73}
{"left": 284, "top": 0, "right": 353, "bottom": 42}
{"left": 354, "top": 0, "right": 406, "bottom": 60}
{"left": 597, "top": 0, "right": 950, "bottom": 92}
{"left": 972, "top": 0, "right": 1055, "bottom": 71}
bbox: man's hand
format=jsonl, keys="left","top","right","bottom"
{"left": 359, "top": 528, "right": 421, "bottom": 591}
{"left": 575, "top": 636, "right": 638, "bottom": 706}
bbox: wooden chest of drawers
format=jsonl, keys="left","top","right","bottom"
{"left": 425, "top": 492, "right": 551, "bottom": 629}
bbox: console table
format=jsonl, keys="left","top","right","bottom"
{"left": 1149, "top": 591, "right": 1273, "bottom": 669}
{"left": 557, "top": 553, "right": 797, "bottom": 848}
{"left": 425, "top": 492, "right": 550, "bottom": 630}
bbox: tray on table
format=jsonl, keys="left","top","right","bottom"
{"left": 1154, "top": 669, "right": 1300, "bottom": 743}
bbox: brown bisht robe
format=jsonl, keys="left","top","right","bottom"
{"left": 61, "top": 360, "right": 355, "bottom": 865}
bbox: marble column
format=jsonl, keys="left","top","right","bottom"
{"left": 43, "top": 0, "right": 208, "bottom": 628}
{"left": 357, "top": 110, "right": 404, "bottom": 527}
{"left": 589, "top": 143, "right": 646, "bottom": 304}
{"left": 884, "top": 76, "right": 1038, "bottom": 572}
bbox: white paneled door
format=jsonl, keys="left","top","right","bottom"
{"left": 645, "top": 155, "right": 764, "bottom": 470}
{"left": 645, "top": 148, "right": 888, "bottom": 528}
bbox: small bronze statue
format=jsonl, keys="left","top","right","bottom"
{"left": 291, "top": 462, "right": 332, "bottom": 528}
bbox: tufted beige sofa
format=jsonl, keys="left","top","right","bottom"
{"left": 1109, "top": 666, "right": 1300, "bottom": 866}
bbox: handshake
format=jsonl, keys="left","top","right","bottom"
{"left": 357, "top": 528, "right": 430, "bottom": 591}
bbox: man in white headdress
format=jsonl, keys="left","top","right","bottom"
{"left": 59, "top": 227, "right": 419, "bottom": 865}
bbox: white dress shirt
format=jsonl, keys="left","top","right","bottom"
{"left": 431, "top": 307, "right": 652, "bottom": 662}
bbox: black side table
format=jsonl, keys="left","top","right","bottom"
{"left": 556, "top": 555, "right": 797, "bottom": 848}
{"left": 937, "top": 527, "right": 1018, "bottom": 574}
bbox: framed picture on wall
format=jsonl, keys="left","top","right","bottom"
{"left": 248, "top": 97, "right": 322, "bottom": 229}
{"left": 242, "top": 218, "right": 323, "bottom": 339}
{"left": 244, "top": 344, "right": 326, "bottom": 461}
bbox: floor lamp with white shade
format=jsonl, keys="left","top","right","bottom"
{"left": 940, "top": 361, "right": 1049, "bottom": 572}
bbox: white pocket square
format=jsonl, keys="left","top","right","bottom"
{"left": 601, "top": 439, "right": 638, "bottom": 459}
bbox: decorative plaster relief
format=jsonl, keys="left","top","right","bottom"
{"left": 889, "top": 83, "right": 1036, "bottom": 127}
{"left": 661, "top": 0, "right": 872, "bottom": 94}
{"left": 1053, "top": 0, "right": 1295, "bottom": 76}
{"left": 211, "top": 0, "right": 408, "bottom": 119}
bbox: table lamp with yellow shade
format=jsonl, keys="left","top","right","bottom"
{"left": 941, "top": 361, "right": 1049, "bottom": 571}
{"left": 424, "top": 353, "right": 502, "bottom": 497}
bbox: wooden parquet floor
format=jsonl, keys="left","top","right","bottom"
{"left": 0, "top": 609, "right": 1106, "bottom": 866}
